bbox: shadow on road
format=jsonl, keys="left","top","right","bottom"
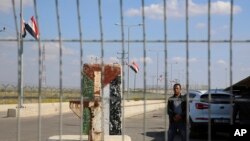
{"left": 142, "top": 131, "right": 165, "bottom": 141}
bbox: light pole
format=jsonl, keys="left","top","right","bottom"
{"left": 170, "top": 62, "right": 178, "bottom": 87}
{"left": 147, "top": 49, "right": 164, "bottom": 93}
{"left": 178, "top": 69, "right": 184, "bottom": 85}
{"left": 150, "top": 75, "right": 156, "bottom": 92}
{"left": 115, "top": 23, "right": 142, "bottom": 96}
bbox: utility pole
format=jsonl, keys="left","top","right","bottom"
{"left": 117, "top": 52, "right": 128, "bottom": 98}
{"left": 115, "top": 23, "right": 142, "bottom": 96}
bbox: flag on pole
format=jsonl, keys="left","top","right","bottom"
{"left": 24, "top": 16, "right": 39, "bottom": 40}
{"left": 129, "top": 62, "right": 139, "bottom": 73}
{"left": 21, "top": 19, "right": 26, "bottom": 38}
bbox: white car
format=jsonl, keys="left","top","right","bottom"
{"left": 187, "top": 90, "right": 234, "bottom": 134}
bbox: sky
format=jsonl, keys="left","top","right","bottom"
{"left": 0, "top": 0, "right": 250, "bottom": 89}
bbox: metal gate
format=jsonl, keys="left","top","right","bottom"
{"left": 0, "top": 0, "right": 250, "bottom": 141}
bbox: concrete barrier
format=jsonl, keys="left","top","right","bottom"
{"left": 0, "top": 100, "right": 166, "bottom": 118}
{"left": 0, "top": 103, "right": 71, "bottom": 117}
{"left": 7, "top": 109, "right": 16, "bottom": 117}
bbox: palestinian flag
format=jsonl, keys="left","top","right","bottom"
{"left": 130, "top": 62, "right": 139, "bottom": 73}
{"left": 25, "top": 16, "right": 39, "bottom": 40}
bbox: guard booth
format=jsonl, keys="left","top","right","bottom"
{"left": 69, "top": 63, "right": 121, "bottom": 141}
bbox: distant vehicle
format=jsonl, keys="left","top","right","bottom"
{"left": 186, "top": 89, "right": 234, "bottom": 135}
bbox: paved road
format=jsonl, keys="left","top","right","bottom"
{"left": 0, "top": 113, "right": 81, "bottom": 141}
{"left": 124, "top": 108, "right": 229, "bottom": 141}
{"left": 124, "top": 107, "right": 167, "bottom": 141}
{"left": 0, "top": 109, "right": 229, "bottom": 141}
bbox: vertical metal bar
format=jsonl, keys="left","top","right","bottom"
{"left": 163, "top": 0, "right": 168, "bottom": 140}
{"left": 229, "top": 0, "right": 234, "bottom": 125}
{"left": 55, "top": 0, "right": 63, "bottom": 140}
{"left": 207, "top": 0, "right": 212, "bottom": 141}
{"left": 76, "top": 0, "right": 84, "bottom": 140}
{"left": 97, "top": 0, "right": 105, "bottom": 140}
{"left": 32, "top": 0, "right": 42, "bottom": 141}
{"left": 12, "top": 0, "right": 21, "bottom": 141}
{"left": 141, "top": 0, "right": 147, "bottom": 140}
{"left": 118, "top": 0, "right": 125, "bottom": 140}
{"left": 185, "top": 0, "right": 190, "bottom": 140}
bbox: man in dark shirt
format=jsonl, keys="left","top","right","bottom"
{"left": 167, "top": 83, "right": 187, "bottom": 141}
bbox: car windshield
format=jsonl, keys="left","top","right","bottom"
{"left": 200, "top": 94, "right": 232, "bottom": 104}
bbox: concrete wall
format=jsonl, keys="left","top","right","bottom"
{"left": 123, "top": 100, "right": 166, "bottom": 118}
{"left": 0, "top": 103, "right": 71, "bottom": 117}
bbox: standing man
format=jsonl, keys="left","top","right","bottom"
{"left": 167, "top": 83, "right": 187, "bottom": 141}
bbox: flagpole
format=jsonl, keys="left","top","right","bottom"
{"left": 17, "top": 0, "right": 23, "bottom": 141}
{"left": 19, "top": 0, "right": 24, "bottom": 108}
